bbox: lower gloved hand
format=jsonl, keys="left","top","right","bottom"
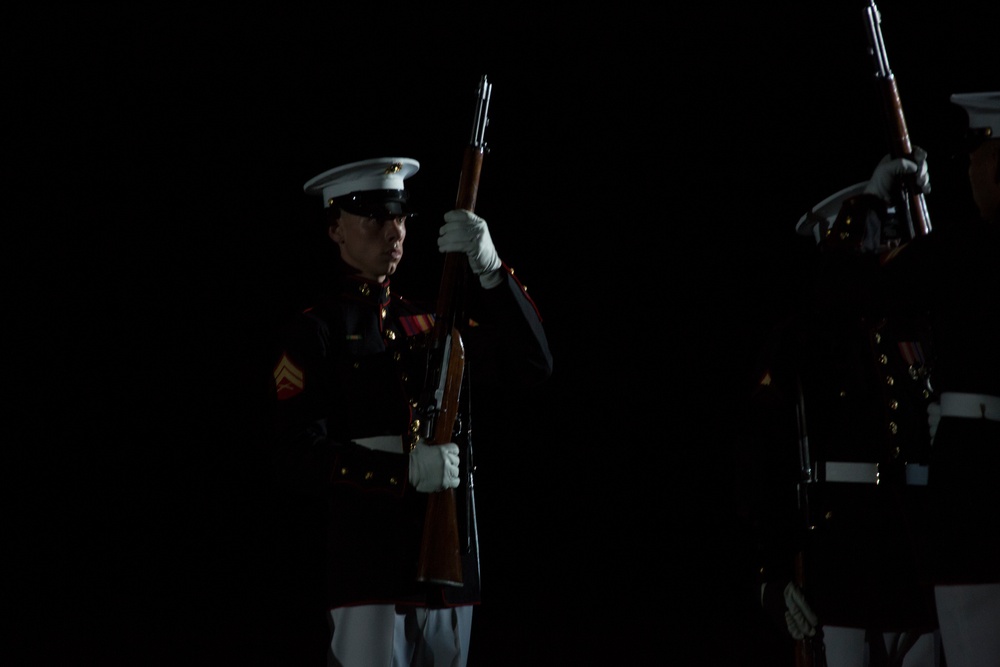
{"left": 438, "top": 209, "right": 504, "bottom": 289}
{"left": 927, "top": 401, "right": 941, "bottom": 445}
{"left": 761, "top": 581, "right": 818, "bottom": 641}
{"left": 408, "top": 441, "right": 460, "bottom": 493}
{"left": 863, "top": 146, "right": 931, "bottom": 202}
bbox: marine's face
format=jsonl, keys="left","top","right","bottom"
{"left": 329, "top": 211, "right": 407, "bottom": 281}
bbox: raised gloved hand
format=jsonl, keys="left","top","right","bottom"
{"left": 863, "top": 146, "right": 931, "bottom": 202}
{"left": 927, "top": 401, "right": 941, "bottom": 445}
{"left": 438, "top": 209, "right": 504, "bottom": 289}
{"left": 761, "top": 581, "right": 818, "bottom": 641}
{"left": 408, "top": 441, "right": 460, "bottom": 493}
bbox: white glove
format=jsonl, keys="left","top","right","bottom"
{"left": 762, "top": 582, "right": 818, "bottom": 640}
{"left": 438, "top": 209, "right": 504, "bottom": 289}
{"left": 863, "top": 146, "right": 931, "bottom": 202}
{"left": 928, "top": 401, "right": 941, "bottom": 445}
{"left": 408, "top": 441, "right": 460, "bottom": 493}
{"left": 782, "top": 582, "right": 818, "bottom": 640}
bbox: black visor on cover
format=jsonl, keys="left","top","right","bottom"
{"left": 335, "top": 189, "right": 411, "bottom": 219}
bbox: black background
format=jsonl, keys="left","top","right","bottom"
{"left": 10, "top": 3, "right": 998, "bottom": 665}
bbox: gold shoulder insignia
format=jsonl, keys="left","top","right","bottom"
{"left": 274, "top": 353, "right": 304, "bottom": 400}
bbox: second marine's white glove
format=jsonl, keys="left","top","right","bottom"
{"left": 781, "top": 582, "right": 818, "bottom": 640}
{"left": 408, "top": 441, "right": 460, "bottom": 493}
{"left": 863, "top": 146, "right": 931, "bottom": 202}
{"left": 438, "top": 209, "right": 504, "bottom": 289}
{"left": 761, "top": 581, "right": 818, "bottom": 641}
{"left": 927, "top": 401, "right": 941, "bottom": 445}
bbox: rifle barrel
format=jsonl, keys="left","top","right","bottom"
{"left": 416, "top": 74, "right": 493, "bottom": 587}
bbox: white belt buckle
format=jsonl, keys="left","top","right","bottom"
{"left": 822, "top": 461, "right": 929, "bottom": 486}
{"left": 353, "top": 435, "right": 403, "bottom": 453}
{"left": 823, "top": 461, "right": 879, "bottom": 484}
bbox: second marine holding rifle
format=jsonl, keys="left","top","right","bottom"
{"left": 742, "top": 4, "right": 945, "bottom": 665}
{"left": 745, "top": 156, "right": 941, "bottom": 667}
{"left": 268, "top": 76, "right": 552, "bottom": 666}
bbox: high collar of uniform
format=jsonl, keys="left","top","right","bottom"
{"left": 330, "top": 253, "right": 391, "bottom": 305}
{"left": 341, "top": 272, "right": 391, "bottom": 307}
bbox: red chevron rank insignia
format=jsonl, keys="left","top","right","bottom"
{"left": 274, "top": 353, "right": 304, "bottom": 400}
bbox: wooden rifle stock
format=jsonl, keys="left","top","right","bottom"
{"left": 416, "top": 75, "right": 492, "bottom": 586}
{"left": 863, "top": 0, "right": 932, "bottom": 238}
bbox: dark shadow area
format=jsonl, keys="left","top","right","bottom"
{"left": 10, "top": 3, "right": 997, "bottom": 665}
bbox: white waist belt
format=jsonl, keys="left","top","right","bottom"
{"left": 822, "top": 461, "right": 928, "bottom": 486}
{"left": 353, "top": 435, "right": 403, "bottom": 453}
{"left": 940, "top": 392, "right": 1000, "bottom": 422}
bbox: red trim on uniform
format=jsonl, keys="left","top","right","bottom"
{"left": 503, "top": 261, "right": 545, "bottom": 322}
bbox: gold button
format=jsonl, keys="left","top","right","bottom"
{"left": 889, "top": 421, "right": 898, "bottom": 434}
{"left": 879, "top": 354, "right": 888, "bottom": 365}
{"left": 364, "top": 471, "right": 374, "bottom": 480}
{"left": 893, "top": 446, "right": 901, "bottom": 458}
{"left": 410, "top": 420, "right": 421, "bottom": 432}
{"left": 389, "top": 477, "right": 399, "bottom": 485}
{"left": 381, "top": 308, "right": 388, "bottom": 320}
{"left": 885, "top": 376, "right": 894, "bottom": 386}
{"left": 874, "top": 332, "right": 882, "bottom": 344}
{"left": 386, "top": 330, "right": 396, "bottom": 340}
{"left": 339, "top": 467, "right": 348, "bottom": 476}
{"left": 360, "top": 284, "right": 371, "bottom": 297}
{"left": 889, "top": 399, "right": 899, "bottom": 410}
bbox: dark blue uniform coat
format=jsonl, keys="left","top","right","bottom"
{"left": 271, "top": 256, "right": 552, "bottom": 610}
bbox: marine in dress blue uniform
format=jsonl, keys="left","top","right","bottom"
{"left": 907, "top": 92, "right": 1000, "bottom": 667}
{"left": 270, "top": 157, "right": 552, "bottom": 666}
{"left": 748, "top": 170, "right": 942, "bottom": 666}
